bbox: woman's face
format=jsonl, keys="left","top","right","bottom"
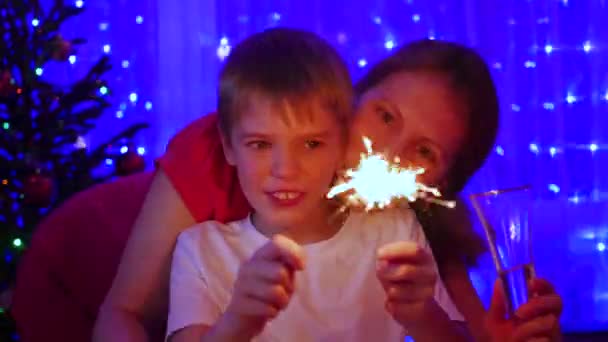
{"left": 347, "top": 71, "right": 469, "bottom": 188}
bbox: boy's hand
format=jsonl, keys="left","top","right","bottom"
{"left": 486, "top": 278, "right": 563, "bottom": 342}
{"left": 376, "top": 241, "right": 438, "bottom": 329}
{"left": 222, "top": 235, "right": 305, "bottom": 339}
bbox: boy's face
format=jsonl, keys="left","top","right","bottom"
{"left": 222, "top": 95, "right": 346, "bottom": 231}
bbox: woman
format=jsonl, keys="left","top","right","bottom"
{"left": 94, "top": 39, "right": 562, "bottom": 342}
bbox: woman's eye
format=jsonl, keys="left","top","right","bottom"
{"left": 416, "top": 145, "right": 436, "bottom": 161}
{"left": 378, "top": 108, "right": 395, "bottom": 124}
{"left": 305, "top": 140, "right": 323, "bottom": 149}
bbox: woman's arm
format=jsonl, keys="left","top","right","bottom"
{"left": 442, "top": 259, "right": 489, "bottom": 342}
{"left": 93, "top": 169, "right": 196, "bottom": 342}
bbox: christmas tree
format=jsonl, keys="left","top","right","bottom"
{"left": 0, "top": 1, "right": 148, "bottom": 338}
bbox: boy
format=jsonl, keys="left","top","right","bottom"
{"left": 167, "top": 28, "right": 466, "bottom": 342}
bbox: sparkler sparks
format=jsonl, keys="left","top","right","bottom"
{"left": 327, "top": 137, "right": 455, "bottom": 210}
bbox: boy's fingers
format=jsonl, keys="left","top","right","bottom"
{"left": 252, "top": 261, "right": 294, "bottom": 293}
{"left": 377, "top": 263, "right": 436, "bottom": 283}
{"left": 272, "top": 235, "right": 305, "bottom": 270}
{"left": 239, "top": 297, "right": 280, "bottom": 319}
{"left": 385, "top": 283, "right": 435, "bottom": 302}
{"left": 244, "top": 280, "right": 291, "bottom": 309}
{"left": 377, "top": 241, "right": 429, "bottom": 263}
{"left": 255, "top": 235, "right": 305, "bottom": 270}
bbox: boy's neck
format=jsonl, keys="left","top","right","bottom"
{"left": 251, "top": 205, "right": 345, "bottom": 245}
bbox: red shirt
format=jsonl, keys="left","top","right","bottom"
{"left": 156, "top": 113, "right": 251, "bottom": 223}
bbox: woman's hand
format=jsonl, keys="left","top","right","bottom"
{"left": 486, "top": 278, "right": 563, "bottom": 342}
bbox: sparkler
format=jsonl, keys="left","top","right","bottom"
{"left": 327, "top": 137, "right": 456, "bottom": 210}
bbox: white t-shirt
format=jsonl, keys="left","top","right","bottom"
{"left": 167, "top": 208, "right": 463, "bottom": 341}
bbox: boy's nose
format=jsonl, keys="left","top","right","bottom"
{"left": 271, "top": 148, "right": 300, "bottom": 179}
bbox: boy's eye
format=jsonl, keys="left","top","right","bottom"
{"left": 247, "top": 141, "right": 271, "bottom": 149}
{"left": 305, "top": 140, "right": 323, "bottom": 149}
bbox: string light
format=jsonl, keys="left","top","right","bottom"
{"left": 583, "top": 41, "right": 592, "bottom": 53}
{"left": 31, "top": 18, "right": 40, "bottom": 27}
{"left": 145, "top": 101, "right": 153, "bottom": 111}
{"left": 529, "top": 143, "right": 540, "bottom": 154}
{"left": 122, "top": 60, "right": 130, "bottom": 68}
{"left": 136, "top": 15, "right": 144, "bottom": 24}
{"left": 74, "top": 136, "right": 87, "bottom": 149}
{"left": 357, "top": 58, "right": 367, "bottom": 67}
{"left": 69, "top": 55, "right": 77, "bottom": 64}
{"left": 495, "top": 146, "right": 505, "bottom": 156}
{"left": 598, "top": 242, "right": 606, "bottom": 252}
{"left": 549, "top": 147, "right": 558, "bottom": 157}
{"left": 12, "top": 239, "right": 22, "bottom": 248}
{"left": 590, "top": 143, "right": 599, "bottom": 153}
{"left": 103, "top": 44, "right": 111, "bottom": 53}
{"left": 75, "top": 0, "right": 84, "bottom": 8}
{"left": 412, "top": 14, "right": 421, "bottom": 22}
{"left": 217, "top": 37, "right": 231, "bottom": 60}
{"left": 544, "top": 44, "right": 553, "bottom": 54}
{"left": 129, "top": 92, "right": 138, "bottom": 103}
{"left": 384, "top": 38, "right": 395, "bottom": 50}
{"left": 120, "top": 146, "right": 129, "bottom": 154}
{"left": 569, "top": 194, "right": 581, "bottom": 204}
{"left": 137, "top": 147, "right": 146, "bottom": 155}
{"left": 548, "top": 184, "right": 560, "bottom": 193}
{"left": 543, "top": 102, "right": 555, "bottom": 110}
{"left": 35, "top": 68, "right": 43, "bottom": 76}
{"left": 537, "top": 17, "right": 550, "bottom": 24}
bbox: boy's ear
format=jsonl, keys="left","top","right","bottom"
{"left": 218, "top": 125, "right": 236, "bottom": 166}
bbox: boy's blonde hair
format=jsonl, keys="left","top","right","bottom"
{"left": 217, "top": 28, "right": 353, "bottom": 138}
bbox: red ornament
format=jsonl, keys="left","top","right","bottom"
{"left": 23, "top": 174, "right": 54, "bottom": 206}
{"left": 116, "top": 152, "right": 146, "bottom": 176}
{"left": 0, "top": 70, "right": 17, "bottom": 98}
{"left": 51, "top": 37, "right": 72, "bottom": 61}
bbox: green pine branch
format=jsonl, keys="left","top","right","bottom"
{"left": 0, "top": 2, "right": 149, "bottom": 327}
